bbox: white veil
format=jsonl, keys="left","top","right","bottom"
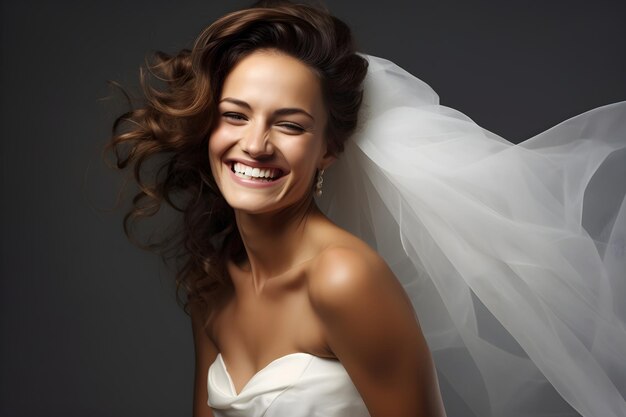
{"left": 317, "top": 54, "right": 626, "bottom": 417}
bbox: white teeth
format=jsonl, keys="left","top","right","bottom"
{"left": 232, "top": 162, "right": 280, "bottom": 180}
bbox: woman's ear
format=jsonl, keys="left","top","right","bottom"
{"left": 318, "top": 140, "right": 337, "bottom": 170}
{"left": 319, "top": 151, "right": 337, "bottom": 171}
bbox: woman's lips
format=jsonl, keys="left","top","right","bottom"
{"left": 225, "top": 161, "right": 287, "bottom": 188}
{"left": 231, "top": 161, "right": 283, "bottom": 180}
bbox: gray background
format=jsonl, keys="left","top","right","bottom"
{"left": 1, "top": 1, "right": 625, "bottom": 416}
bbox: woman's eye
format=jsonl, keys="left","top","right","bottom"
{"left": 277, "top": 123, "right": 305, "bottom": 133}
{"left": 223, "top": 112, "right": 247, "bottom": 122}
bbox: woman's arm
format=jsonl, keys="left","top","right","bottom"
{"left": 309, "top": 247, "right": 447, "bottom": 417}
{"left": 190, "top": 303, "right": 218, "bottom": 417}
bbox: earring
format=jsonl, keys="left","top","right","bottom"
{"left": 315, "top": 169, "right": 325, "bottom": 197}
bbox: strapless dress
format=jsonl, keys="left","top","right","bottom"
{"left": 207, "top": 352, "right": 372, "bottom": 417}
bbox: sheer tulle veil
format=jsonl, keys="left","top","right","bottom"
{"left": 317, "top": 54, "right": 626, "bottom": 417}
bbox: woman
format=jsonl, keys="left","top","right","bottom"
{"left": 106, "top": 1, "right": 626, "bottom": 417}
{"left": 107, "top": 1, "right": 446, "bottom": 416}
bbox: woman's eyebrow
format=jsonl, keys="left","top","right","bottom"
{"left": 274, "top": 107, "right": 314, "bottom": 121}
{"left": 220, "top": 97, "right": 315, "bottom": 121}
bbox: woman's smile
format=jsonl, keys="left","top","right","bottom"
{"left": 225, "top": 159, "right": 288, "bottom": 188}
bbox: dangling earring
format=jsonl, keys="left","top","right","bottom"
{"left": 315, "top": 169, "right": 325, "bottom": 197}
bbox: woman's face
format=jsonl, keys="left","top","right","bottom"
{"left": 208, "top": 49, "right": 332, "bottom": 214}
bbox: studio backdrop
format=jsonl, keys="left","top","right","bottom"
{"left": 1, "top": 1, "right": 625, "bottom": 416}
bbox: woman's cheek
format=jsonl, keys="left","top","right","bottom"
{"left": 208, "top": 125, "right": 236, "bottom": 159}
{"left": 286, "top": 136, "right": 322, "bottom": 166}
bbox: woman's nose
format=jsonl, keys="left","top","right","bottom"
{"left": 240, "top": 123, "right": 273, "bottom": 157}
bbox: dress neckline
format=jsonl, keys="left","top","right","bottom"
{"left": 215, "top": 352, "right": 319, "bottom": 396}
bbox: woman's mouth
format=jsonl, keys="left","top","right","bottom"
{"left": 230, "top": 161, "right": 285, "bottom": 183}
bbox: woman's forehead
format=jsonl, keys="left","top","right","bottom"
{"left": 220, "top": 50, "right": 325, "bottom": 114}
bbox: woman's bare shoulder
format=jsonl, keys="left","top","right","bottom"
{"left": 306, "top": 226, "right": 410, "bottom": 314}
{"left": 304, "top": 225, "right": 445, "bottom": 416}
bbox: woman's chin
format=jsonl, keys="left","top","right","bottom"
{"left": 223, "top": 190, "right": 311, "bottom": 217}
{"left": 223, "top": 193, "right": 282, "bottom": 215}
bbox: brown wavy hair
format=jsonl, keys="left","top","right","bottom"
{"left": 104, "top": 0, "right": 368, "bottom": 323}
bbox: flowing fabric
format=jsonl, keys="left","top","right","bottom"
{"left": 317, "top": 54, "right": 626, "bottom": 417}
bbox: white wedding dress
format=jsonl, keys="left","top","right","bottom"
{"left": 207, "top": 54, "right": 626, "bottom": 417}
{"left": 208, "top": 353, "right": 370, "bottom": 417}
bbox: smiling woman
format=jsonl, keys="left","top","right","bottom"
{"left": 104, "top": 1, "right": 446, "bottom": 417}
{"left": 104, "top": 1, "right": 626, "bottom": 417}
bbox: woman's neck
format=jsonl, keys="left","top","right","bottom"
{"left": 234, "top": 196, "right": 324, "bottom": 293}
